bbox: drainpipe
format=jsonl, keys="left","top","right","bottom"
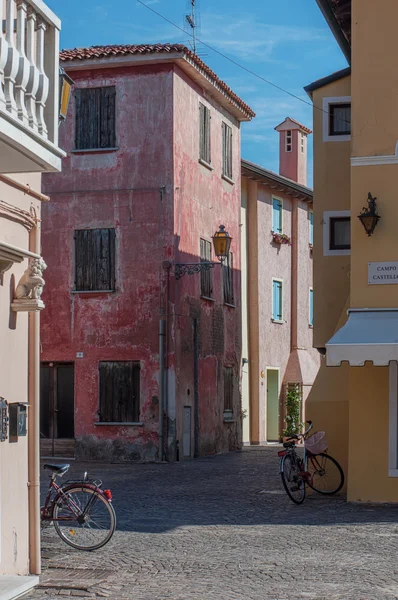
{"left": 159, "top": 319, "right": 166, "bottom": 462}
{"left": 291, "top": 198, "right": 298, "bottom": 353}
{"left": 193, "top": 318, "right": 199, "bottom": 458}
{"left": 28, "top": 214, "right": 41, "bottom": 575}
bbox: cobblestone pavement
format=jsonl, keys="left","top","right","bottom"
{"left": 24, "top": 447, "right": 398, "bottom": 600}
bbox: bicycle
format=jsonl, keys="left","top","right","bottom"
{"left": 279, "top": 421, "right": 344, "bottom": 505}
{"left": 40, "top": 463, "right": 116, "bottom": 551}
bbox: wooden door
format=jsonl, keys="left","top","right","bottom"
{"left": 40, "top": 363, "right": 75, "bottom": 458}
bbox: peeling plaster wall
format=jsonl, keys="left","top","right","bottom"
{"left": 41, "top": 61, "right": 243, "bottom": 461}
{"left": 172, "top": 66, "right": 242, "bottom": 456}
{"left": 42, "top": 64, "right": 175, "bottom": 461}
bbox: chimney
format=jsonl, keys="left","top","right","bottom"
{"left": 274, "top": 117, "right": 312, "bottom": 186}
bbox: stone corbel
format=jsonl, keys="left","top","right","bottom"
{"left": 11, "top": 256, "right": 47, "bottom": 313}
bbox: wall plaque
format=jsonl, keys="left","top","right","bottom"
{"left": 368, "top": 261, "right": 398, "bottom": 285}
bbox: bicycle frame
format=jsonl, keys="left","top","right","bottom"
{"left": 41, "top": 475, "right": 104, "bottom": 523}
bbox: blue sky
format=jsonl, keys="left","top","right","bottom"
{"left": 47, "top": 0, "right": 348, "bottom": 185}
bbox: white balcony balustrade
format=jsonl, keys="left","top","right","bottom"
{"left": 0, "top": 0, "right": 64, "bottom": 173}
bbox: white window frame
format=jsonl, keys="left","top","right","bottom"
{"left": 300, "top": 132, "right": 305, "bottom": 154}
{"left": 309, "top": 287, "right": 313, "bottom": 327}
{"left": 322, "top": 96, "right": 351, "bottom": 142}
{"left": 272, "top": 278, "right": 284, "bottom": 323}
{"left": 285, "top": 130, "right": 292, "bottom": 153}
{"left": 272, "top": 196, "right": 283, "bottom": 234}
{"left": 323, "top": 210, "right": 351, "bottom": 257}
{"left": 389, "top": 361, "right": 398, "bottom": 476}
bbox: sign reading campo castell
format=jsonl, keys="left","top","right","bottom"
{"left": 368, "top": 262, "right": 398, "bottom": 284}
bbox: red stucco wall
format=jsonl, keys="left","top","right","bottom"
{"left": 41, "top": 61, "right": 243, "bottom": 461}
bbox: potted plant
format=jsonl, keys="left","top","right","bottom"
{"left": 282, "top": 383, "right": 303, "bottom": 442}
{"left": 271, "top": 231, "right": 291, "bottom": 246}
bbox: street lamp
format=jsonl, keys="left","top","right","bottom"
{"left": 358, "top": 193, "right": 381, "bottom": 237}
{"left": 175, "top": 224, "right": 232, "bottom": 280}
{"left": 59, "top": 67, "right": 74, "bottom": 122}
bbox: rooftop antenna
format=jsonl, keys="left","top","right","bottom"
{"left": 185, "top": 0, "right": 197, "bottom": 54}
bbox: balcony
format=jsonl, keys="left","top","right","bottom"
{"left": 0, "top": 0, "right": 65, "bottom": 173}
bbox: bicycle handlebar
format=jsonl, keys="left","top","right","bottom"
{"left": 286, "top": 420, "right": 313, "bottom": 442}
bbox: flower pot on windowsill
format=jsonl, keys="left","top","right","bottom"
{"left": 271, "top": 232, "right": 291, "bottom": 246}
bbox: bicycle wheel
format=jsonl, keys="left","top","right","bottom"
{"left": 53, "top": 486, "right": 116, "bottom": 551}
{"left": 280, "top": 453, "right": 306, "bottom": 504}
{"left": 307, "top": 453, "right": 344, "bottom": 495}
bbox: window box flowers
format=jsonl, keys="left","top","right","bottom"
{"left": 271, "top": 232, "right": 291, "bottom": 246}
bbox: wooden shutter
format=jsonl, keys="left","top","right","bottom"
{"left": 309, "top": 211, "right": 314, "bottom": 245}
{"left": 223, "top": 251, "right": 234, "bottom": 305}
{"left": 272, "top": 280, "right": 282, "bottom": 321}
{"left": 75, "top": 228, "right": 115, "bottom": 291}
{"left": 199, "top": 103, "right": 211, "bottom": 163}
{"left": 99, "top": 362, "right": 140, "bottom": 423}
{"left": 200, "top": 238, "right": 212, "bottom": 297}
{"left": 75, "top": 87, "right": 116, "bottom": 150}
{"left": 222, "top": 122, "right": 232, "bottom": 179}
{"left": 223, "top": 367, "right": 233, "bottom": 411}
{"left": 272, "top": 199, "right": 282, "bottom": 233}
{"left": 309, "top": 289, "right": 314, "bottom": 326}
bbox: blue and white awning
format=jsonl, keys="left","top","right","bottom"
{"left": 326, "top": 309, "right": 398, "bottom": 367}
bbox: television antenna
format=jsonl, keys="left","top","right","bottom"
{"left": 185, "top": 0, "right": 197, "bottom": 54}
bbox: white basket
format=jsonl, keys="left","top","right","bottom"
{"left": 304, "top": 431, "right": 328, "bottom": 455}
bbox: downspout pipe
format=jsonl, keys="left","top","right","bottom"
{"left": 28, "top": 217, "right": 41, "bottom": 575}
{"left": 159, "top": 318, "right": 166, "bottom": 462}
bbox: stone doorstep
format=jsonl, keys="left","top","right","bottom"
{"left": 0, "top": 576, "right": 39, "bottom": 600}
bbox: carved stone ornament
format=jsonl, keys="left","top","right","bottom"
{"left": 11, "top": 257, "right": 47, "bottom": 312}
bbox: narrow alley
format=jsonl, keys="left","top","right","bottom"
{"left": 25, "top": 447, "right": 398, "bottom": 600}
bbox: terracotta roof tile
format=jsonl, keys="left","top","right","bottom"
{"left": 60, "top": 43, "right": 255, "bottom": 119}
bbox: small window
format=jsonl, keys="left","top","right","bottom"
{"left": 272, "top": 198, "right": 282, "bottom": 234}
{"left": 329, "top": 103, "right": 351, "bottom": 136}
{"left": 309, "top": 288, "right": 314, "bottom": 327}
{"left": 223, "top": 251, "right": 234, "bottom": 305}
{"left": 330, "top": 217, "right": 350, "bottom": 250}
{"left": 200, "top": 238, "right": 212, "bottom": 298}
{"left": 222, "top": 122, "right": 233, "bottom": 179}
{"left": 75, "top": 228, "right": 116, "bottom": 291}
{"left": 285, "top": 130, "right": 292, "bottom": 152}
{"left": 301, "top": 132, "right": 305, "bottom": 154}
{"left": 272, "top": 279, "right": 283, "bottom": 322}
{"left": 75, "top": 86, "right": 116, "bottom": 150}
{"left": 99, "top": 361, "right": 140, "bottom": 423}
{"left": 199, "top": 103, "right": 211, "bottom": 164}
{"left": 223, "top": 367, "right": 234, "bottom": 412}
{"left": 309, "top": 211, "right": 314, "bottom": 245}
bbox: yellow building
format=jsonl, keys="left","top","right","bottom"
{"left": 305, "top": 0, "right": 398, "bottom": 502}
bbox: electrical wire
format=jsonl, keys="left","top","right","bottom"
{"left": 136, "top": 0, "right": 349, "bottom": 123}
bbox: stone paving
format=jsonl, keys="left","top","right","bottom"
{"left": 24, "top": 447, "right": 398, "bottom": 600}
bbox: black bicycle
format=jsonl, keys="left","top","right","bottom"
{"left": 279, "top": 421, "right": 344, "bottom": 504}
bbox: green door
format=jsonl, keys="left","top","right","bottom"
{"left": 266, "top": 370, "right": 279, "bottom": 441}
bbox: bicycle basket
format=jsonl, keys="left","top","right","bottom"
{"left": 304, "top": 431, "right": 328, "bottom": 455}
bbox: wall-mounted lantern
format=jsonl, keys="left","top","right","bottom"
{"left": 59, "top": 67, "right": 74, "bottom": 122}
{"left": 358, "top": 193, "right": 380, "bottom": 237}
{"left": 175, "top": 224, "right": 232, "bottom": 280}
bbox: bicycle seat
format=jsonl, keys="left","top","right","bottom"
{"left": 43, "top": 463, "right": 70, "bottom": 475}
{"left": 283, "top": 442, "right": 296, "bottom": 449}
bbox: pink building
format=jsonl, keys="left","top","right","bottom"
{"left": 40, "top": 44, "right": 254, "bottom": 461}
{"left": 241, "top": 118, "right": 319, "bottom": 444}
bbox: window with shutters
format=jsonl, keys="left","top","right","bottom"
{"left": 224, "top": 367, "right": 234, "bottom": 414}
{"left": 74, "top": 228, "right": 116, "bottom": 291}
{"left": 99, "top": 362, "right": 140, "bottom": 423}
{"left": 272, "top": 279, "right": 283, "bottom": 322}
{"left": 272, "top": 198, "right": 283, "bottom": 233}
{"left": 75, "top": 87, "right": 116, "bottom": 150}
{"left": 199, "top": 103, "right": 211, "bottom": 164}
{"left": 223, "top": 251, "right": 234, "bottom": 305}
{"left": 200, "top": 238, "right": 212, "bottom": 298}
{"left": 309, "top": 210, "right": 314, "bottom": 245}
{"left": 309, "top": 288, "right": 314, "bottom": 327}
{"left": 222, "top": 122, "right": 233, "bottom": 180}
